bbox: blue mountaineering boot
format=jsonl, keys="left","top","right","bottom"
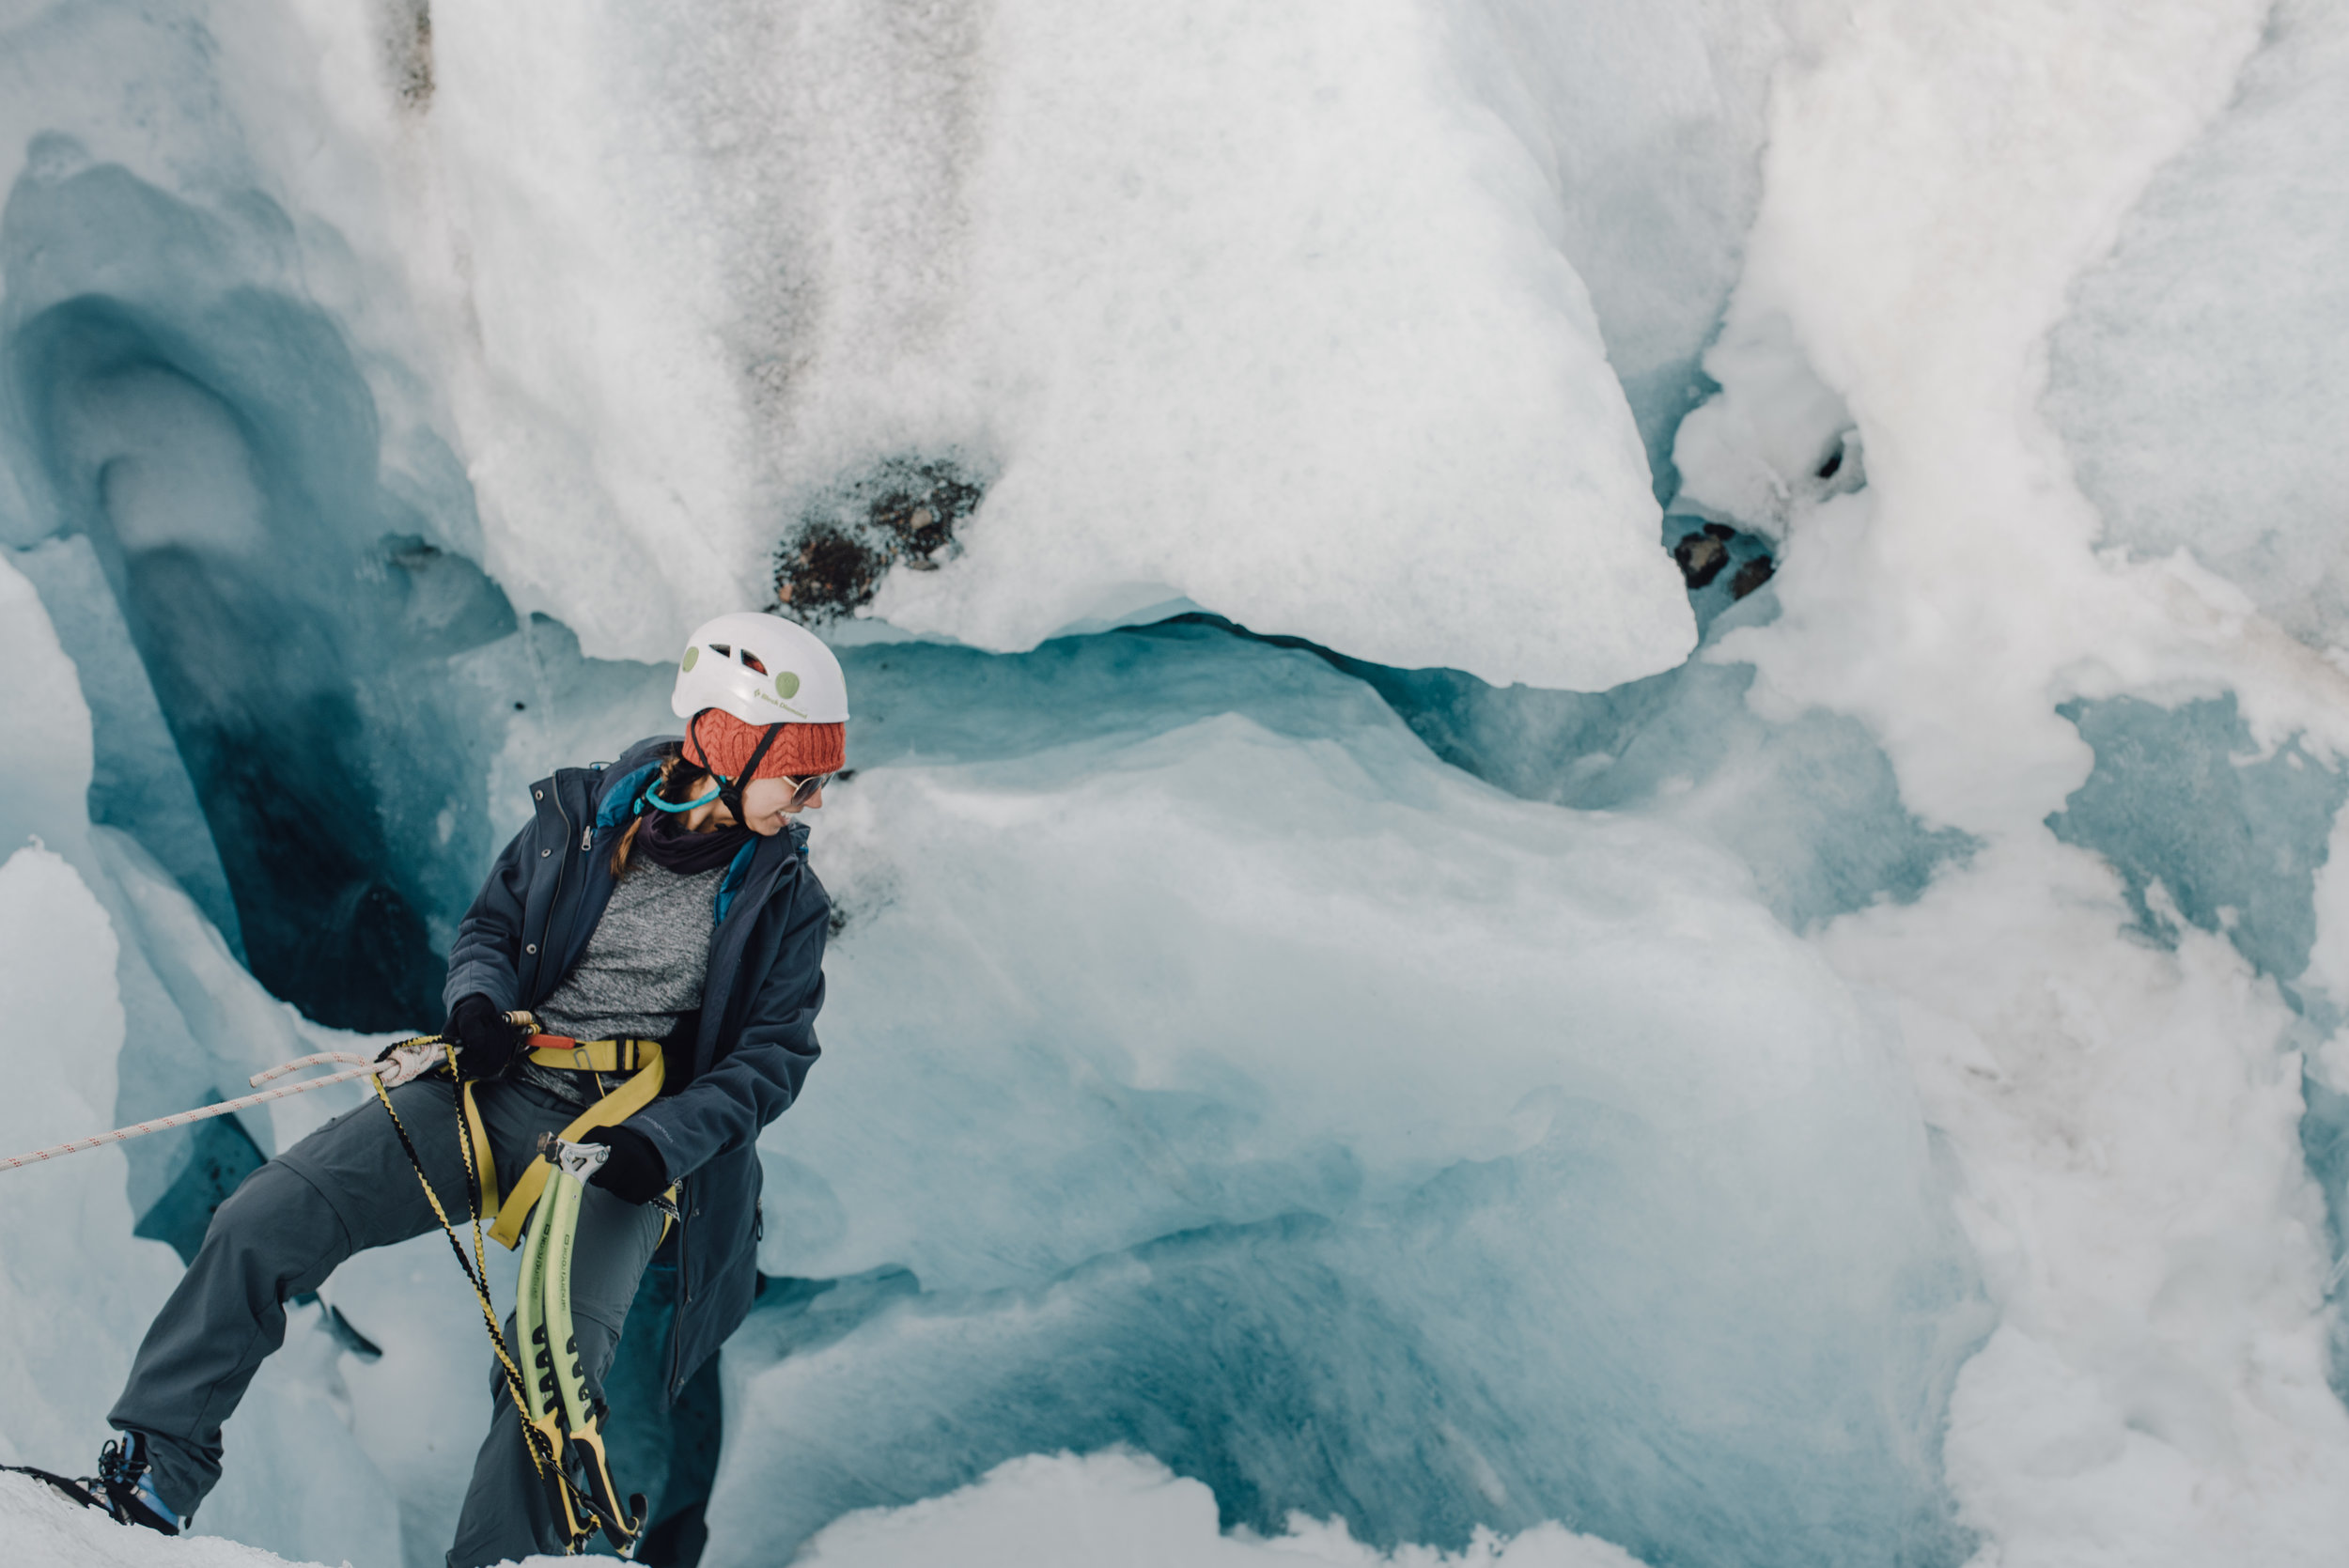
{"left": 1, "top": 1431, "right": 182, "bottom": 1534}
{"left": 95, "top": 1432, "right": 185, "bottom": 1534}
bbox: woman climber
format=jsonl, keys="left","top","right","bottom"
{"left": 75, "top": 610, "right": 843, "bottom": 1565}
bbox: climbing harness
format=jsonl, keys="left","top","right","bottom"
{"left": 474, "top": 1035, "right": 665, "bottom": 1250}
{"left": 368, "top": 1016, "right": 668, "bottom": 1557}
{"left": 0, "top": 1044, "right": 447, "bottom": 1173}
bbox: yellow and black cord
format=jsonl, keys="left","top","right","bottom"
{"left": 369, "top": 1045, "right": 599, "bottom": 1548}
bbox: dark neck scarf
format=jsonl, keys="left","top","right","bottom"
{"left": 636, "top": 803, "right": 753, "bottom": 875}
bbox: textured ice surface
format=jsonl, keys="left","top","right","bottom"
{"left": 1667, "top": 310, "right": 1861, "bottom": 540}
{"left": 0, "top": 0, "right": 1698, "bottom": 687}
{"left": 707, "top": 624, "right": 1983, "bottom": 1568}
{"left": 746, "top": 0, "right": 1693, "bottom": 686}
{"left": 0, "top": 151, "right": 516, "bottom": 1028}
{"left": 2047, "top": 694, "right": 2349, "bottom": 987}
{"left": 1217, "top": 600, "right": 1975, "bottom": 932}
{"left": 12, "top": 536, "right": 241, "bottom": 954}
{"left": 1680, "top": 2, "right": 2349, "bottom": 1562}
{"left": 0, "top": 843, "right": 178, "bottom": 1479}
{"left": 2045, "top": 0, "right": 2349, "bottom": 651}
{"left": 1445, "top": 0, "right": 1786, "bottom": 489}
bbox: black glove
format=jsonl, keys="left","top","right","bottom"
{"left": 582, "top": 1125, "right": 670, "bottom": 1206}
{"left": 444, "top": 994, "right": 522, "bottom": 1081}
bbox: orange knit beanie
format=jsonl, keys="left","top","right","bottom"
{"left": 683, "top": 708, "right": 846, "bottom": 780}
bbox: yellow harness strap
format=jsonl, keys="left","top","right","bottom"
{"left": 459, "top": 1079, "right": 501, "bottom": 1218}
{"left": 524, "top": 1038, "right": 656, "bottom": 1074}
{"left": 473, "top": 1039, "right": 667, "bottom": 1250}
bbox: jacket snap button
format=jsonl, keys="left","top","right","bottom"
{"left": 535, "top": 789, "right": 543, "bottom": 800}
{"left": 540, "top": 848, "right": 551, "bottom": 858}
{"left": 525, "top": 943, "right": 537, "bottom": 955}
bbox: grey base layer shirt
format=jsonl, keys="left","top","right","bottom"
{"left": 108, "top": 1076, "right": 664, "bottom": 1568}
{"left": 525, "top": 857, "right": 724, "bottom": 1107}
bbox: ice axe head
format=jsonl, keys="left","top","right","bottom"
{"left": 539, "top": 1134, "right": 614, "bottom": 1182}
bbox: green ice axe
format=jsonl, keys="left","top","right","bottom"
{"left": 520, "top": 1134, "right": 647, "bottom": 1555}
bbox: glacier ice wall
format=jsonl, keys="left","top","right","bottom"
{"left": 5, "top": 3, "right": 2349, "bottom": 1568}
{"left": 1217, "top": 598, "right": 1975, "bottom": 932}
{"left": 709, "top": 623, "right": 1983, "bottom": 1567}
{"left": 0, "top": 146, "right": 520, "bottom": 1029}
{"left": 340, "top": 0, "right": 1716, "bottom": 687}
{"left": 1444, "top": 0, "right": 1787, "bottom": 488}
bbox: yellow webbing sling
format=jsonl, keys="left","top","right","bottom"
{"left": 465, "top": 1037, "right": 666, "bottom": 1250}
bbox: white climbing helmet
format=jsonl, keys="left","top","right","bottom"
{"left": 670, "top": 612, "right": 849, "bottom": 725}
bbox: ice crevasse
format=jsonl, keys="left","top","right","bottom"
{"left": 4, "top": 1, "right": 2349, "bottom": 1567}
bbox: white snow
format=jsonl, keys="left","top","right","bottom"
{"left": 789, "top": 1451, "right": 1648, "bottom": 1568}
{"left": 0, "top": 1472, "right": 333, "bottom": 1568}
{"left": 1672, "top": 0, "right": 2349, "bottom": 1560}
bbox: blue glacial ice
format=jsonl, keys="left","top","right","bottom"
{"left": 1200, "top": 601, "right": 1973, "bottom": 933}
{"left": 2047, "top": 693, "right": 2349, "bottom": 990}
{"left": 1, "top": 153, "right": 517, "bottom": 1030}
{"left": 708, "top": 623, "right": 1987, "bottom": 1567}
{"left": 0, "top": 554, "right": 417, "bottom": 1567}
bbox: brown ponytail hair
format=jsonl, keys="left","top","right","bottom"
{"left": 609, "top": 750, "right": 714, "bottom": 877}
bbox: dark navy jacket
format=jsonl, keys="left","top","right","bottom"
{"left": 443, "top": 735, "right": 829, "bottom": 1399}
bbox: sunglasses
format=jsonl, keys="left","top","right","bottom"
{"left": 776, "top": 772, "right": 832, "bottom": 808}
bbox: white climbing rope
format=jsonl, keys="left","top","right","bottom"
{"left": 0, "top": 1042, "right": 445, "bottom": 1173}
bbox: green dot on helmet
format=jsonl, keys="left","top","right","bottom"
{"left": 680, "top": 646, "right": 700, "bottom": 673}
{"left": 775, "top": 671, "right": 801, "bottom": 700}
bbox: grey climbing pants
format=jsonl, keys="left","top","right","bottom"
{"left": 107, "top": 1074, "right": 666, "bottom": 1568}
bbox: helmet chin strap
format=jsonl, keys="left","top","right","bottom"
{"left": 686, "top": 710, "right": 786, "bottom": 824}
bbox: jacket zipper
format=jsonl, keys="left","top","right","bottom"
{"left": 669, "top": 1190, "right": 691, "bottom": 1398}
{"left": 541, "top": 787, "right": 574, "bottom": 992}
